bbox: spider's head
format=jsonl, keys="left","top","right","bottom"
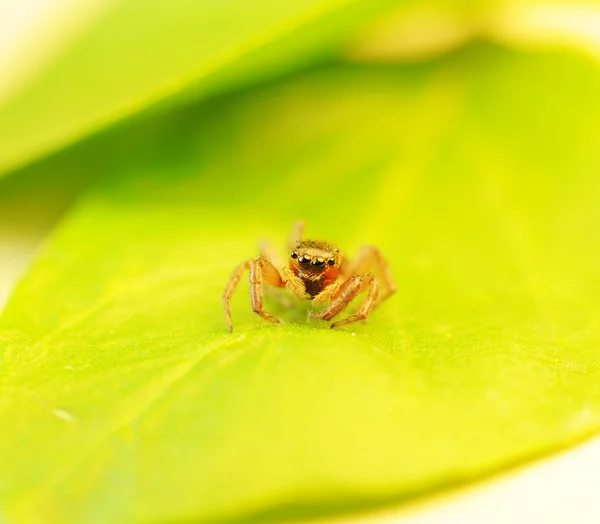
{"left": 290, "top": 240, "right": 339, "bottom": 276}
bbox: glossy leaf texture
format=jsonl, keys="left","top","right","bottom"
{"left": 2, "top": 45, "right": 600, "bottom": 523}
{"left": 0, "top": 0, "right": 402, "bottom": 177}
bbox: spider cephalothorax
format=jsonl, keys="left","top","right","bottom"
{"left": 290, "top": 240, "right": 340, "bottom": 297}
{"left": 223, "top": 221, "right": 396, "bottom": 330}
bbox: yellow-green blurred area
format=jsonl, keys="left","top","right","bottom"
{"left": 1, "top": 1, "right": 600, "bottom": 523}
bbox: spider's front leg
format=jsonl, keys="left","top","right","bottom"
{"left": 280, "top": 266, "right": 307, "bottom": 300}
{"left": 223, "top": 257, "right": 283, "bottom": 331}
{"left": 309, "top": 275, "right": 364, "bottom": 324}
{"left": 249, "top": 257, "right": 282, "bottom": 326}
{"left": 312, "top": 279, "right": 343, "bottom": 306}
{"left": 288, "top": 219, "right": 305, "bottom": 250}
{"left": 223, "top": 260, "right": 251, "bottom": 331}
{"left": 310, "top": 274, "right": 380, "bottom": 328}
{"left": 330, "top": 274, "right": 379, "bottom": 328}
{"left": 345, "top": 246, "right": 396, "bottom": 306}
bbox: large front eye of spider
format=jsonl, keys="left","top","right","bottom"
{"left": 311, "top": 258, "right": 326, "bottom": 268}
{"left": 298, "top": 255, "right": 311, "bottom": 267}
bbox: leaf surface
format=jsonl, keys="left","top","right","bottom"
{"left": 2, "top": 46, "right": 600, "bottom": 523}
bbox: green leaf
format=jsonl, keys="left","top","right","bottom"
{"left": 0, "top": 0, "right": 404, "bottom": 178}
{"left": 2, "top": 45, "right": 600, "bottom": 523}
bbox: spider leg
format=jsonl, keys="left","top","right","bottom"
{"left": 345, "top": 246, "right": 396, "bottom": 305}
{"left": 259, "top": 240, "right": 283, "bottom": 270}
{"left": 331, "top": 274, "right": 379, "bottom": 328}
{"left": 310, "top": 275, "right": 363, "bottom": 321}
{"left": 259, "top": 223, "right": 307, "bottom": 300}
{"left": 280, "top": 267, "right": 307, "bottom": 299}
{"left": 289, "top": 219, "right": 305, "bottom": 250}
{"left": 312, "top": 279, "right": 343, "bottom": 306}
{"left": 249, "top": 257, "right": 282, "bottom": 326}
{"left": 259, "top": 241, "right": 297, "bottom": 306}
{"left": 223, "top": 257, "right": 283, "bottom": 331}
{"left": 223, "top": 260, "right": 251, "bottom": 331}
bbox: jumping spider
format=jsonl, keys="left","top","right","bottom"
{"left": 223, "top": 221, "right": 396, "bottom": 330}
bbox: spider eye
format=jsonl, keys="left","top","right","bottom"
{"left": 311, "top": 258, "right": 325, "bottom": 267}
{"left": 298, "top": 256, "right": 311, "bottom": 266}
{"left": 290, "top": 251, "right": 298, "bottom": 259}
{"left": 328, "top": 259, "right": 335, "bottom": 266}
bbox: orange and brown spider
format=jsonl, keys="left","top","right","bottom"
{"left": 223, "top": 221, "right": 396, "bottom": 330}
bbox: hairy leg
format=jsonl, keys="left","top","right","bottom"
{"left": 223, "top": 257, "right": 284, "bottom": 331}
{"left": 260, "top": 239, "right": 299, "bottom": 304}
{"left": 280, "top": 267, "right": 307, "bottom": 299}
{"left": 223, "top": 260, "right": 251, "bottom": 331}
{"left": 345, "top": 246, "right": 396, "bottom": 305}
{"left": 249, "top": 257, "right": 283, "bottom": 326}
{"left": 259, "top": 248, "right": 295, "bottom": 307}
{"left": 289, "top": 219, "right": 305, "bottom": 250}
{"left": 312, "top": 279, "right": 343, "bottom": 306}
{"left": 310, "top": 275, "right": 363, "bottom": 322}
{"left": 259, "top": 240, "right": 283, "bottom": 270}
{"left": 258, "top": 223, "right": 307, "bottom": 300}
{"left": 331, "top": 275, "right": 379, "bottom": 328}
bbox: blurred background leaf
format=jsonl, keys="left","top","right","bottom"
{"left": 4, "top": 0, "right": 600, "bottom": 181}
{"left": 2, "top": 33, "right": 600, "bottom": 523}
{"left": 0, "top": 0, "right": 408, "bottom": 178}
